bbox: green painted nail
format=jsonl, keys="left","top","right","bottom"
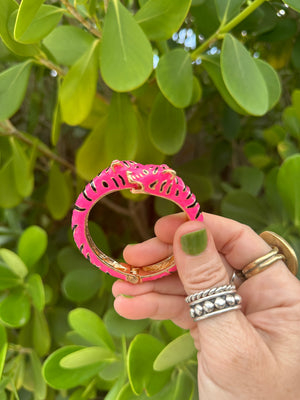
{"left": 180, "top": 229, "right": 207, "bottom": 256}
{"left": 120, "top": 294, "right": 134, "bottom": 299}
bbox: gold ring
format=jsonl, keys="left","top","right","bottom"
{"left": 241, "top": 231, "right": 298, "bottom": 279}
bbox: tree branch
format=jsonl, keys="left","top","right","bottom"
{"left": 191, "top": 0, "right": 267, "bottom": 60}
{"left": 60, "top": 0, "right": 102, "bottom": 38}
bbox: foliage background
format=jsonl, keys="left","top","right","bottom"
{"left": 0, "top": 0, "right": 300, "bottom": 398}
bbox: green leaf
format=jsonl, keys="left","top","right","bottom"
{"left": 69, "top": 308, "right": 115, "bottom": 350}
{"left": 201, "top": 55, "right": 247, "bottom": 115}
{"left": 135, "top": 0, "right": 192, "bottom": 40}
{"left": 45, "top": 162, "right": 72, "bottom": 220}
{"left": 51, "top": 96, "right": 62, "bottom": 146}
{"left": 0, "top": 248, "right": 28, "bottom": 279}
{"left": 60, "top": 346, "right": 114, "bottom": 369}
{"left": 0, "top": 60, "right": 32, "bottom": 121}
{"left": 75, "top": 117, "right": 110, "bottom": 180}
{"left": 9, "top": 5, "right": 63, "bottom": 44}
{"left": 0, "top": 325, "right": 7, "bottom": 380}
{"left": 255, "top": 59, "right": 281, "bottom": 111}
{"left": 221, "top": 190, "right": 268, "bottom": 231}
{"left": 244, "top": 141, "right": 272, "bottom": 168}
{"left": 285, "top": 0, "right": 300, "bottom": 12}
{"left": 190, "top": 76, "right": 202, "bottom": 105}
{"left": 149, "top": 93, "right": 186, "bottom": 155}
{"left": 43, "top": 25, "right": 94, "bottom": 66}
{"left": 62, "top": 268, "right": 102, "bottom": 303}
{"left": 57, "top": 246, "right": 93, "bottom": 274}
{"left": 0, "top": 264, "right": 21, "bottom": 290}
{"left": 104, "top": 308, "right": 149, "bottom": 339}
{"left": 33, "top": 308, "right": 51, "bottom": 357}
{"left": 156, "top": 49, "right": 193, "bottom": 108}
{"left": 277, "top": 140, "right": 299, "bottom": 160}
{"left": 10, "top": 138, "right": 34, "bottom": 198}
{"left": 191, "top": 1, "right": 220, "bottom": 37}
{"left": 263, "top": 125, "right": 286, "bottom": 146}
{"left": 221, "top": 34, "right": 268, "bottom": 116}
{"left": 0, "top": 288, "right": 30, "bottom": 327}
{"left": 283, "top": 106, "right": 300, "bottom": 140}
{"left": 232, "top": 166, "right": 264, "bottom": 196}
{"left": 60, "top": 40, "right": 99, "bottom": 125}
{"left": 214, "top": 0, "right": 245, "bottom": 24}
{"left": 18, "top": 226, "right": 48, "bottom": 268}
{"left": 154, "top": 333, "right": 196, "bottom": 371}
{"left": 29, "top": 350, "right": 47, "bottom": 400}
{"left": 117, "top": 383, "right": 148, "bottom": 400}
{"left": 0, "top": 0, "right": 38, "bottom": 56}
{"left": 100, "top": 0, "right": 153, "bottom": 92}
{"left": 105, "top": 93, "right": 138, "bottom": 161}
{"left": 277, "top": 154, "right": 300, "bottom": 227}
{"left": 42, "top": 345, "right": 103, "bottom": 389}
{"left": 0, "top": 159, "right": 22, "bottom": 208}
{"left": 14, "top": 0, "right": 44, "bottom": 39}
{"left": 26, "top": 274, "right": 45, "bottom": 311}
{"left": 127, "top": 334, "right": 171, "bottom": 396}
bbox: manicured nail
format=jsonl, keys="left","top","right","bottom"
{"left": 180, "top": 229, "right": 207, "bottom": 256}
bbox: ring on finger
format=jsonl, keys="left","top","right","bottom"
{"left": 237, "top": 231, "right": 298, "bottom": 281}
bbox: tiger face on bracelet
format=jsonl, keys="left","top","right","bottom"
{"left": 72, "top": 160, "right": 202, "bottom": 283}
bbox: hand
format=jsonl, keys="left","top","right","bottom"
{"left": 112, "top": 213, "right": 300, "bottom": 400}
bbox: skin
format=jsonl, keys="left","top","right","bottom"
{"left": 112, "top": 212, "right": 300, "bottom": 400}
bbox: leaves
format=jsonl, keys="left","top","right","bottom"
{"left": 69, "top": 308, "right": 115, "bottom": 350}
{"left": 62, "top": 268, "right": 102, "bottom": 303}
{"left": 10, "top": 138, "right": 34, "bottom": 198}
{"left": 105, "top": 93, "right": 139, "bottom": 161}
{"left": 42, "top": 345, "right": 103, "bottom": 389}
{"left": 156, "top": 49, "right": 193, "bottom": 108}
{"left": 215, "top": 0, "right": 245, "bottom": 24}
{"left": 0, "top": 288, "right": 30, "bottom": 327}
{"left": 60, "top": 347, "right": 114, "bottom": 369}
{"left": 14, "top": 0, "right": 44, "bottom": 40}
{"left": 255, "top": 59, "right": 281, "bottom": 111}
{"left": 127, "top": 334, "right": 171, "bottom": 396}
{"left": 45, "top": 163, "right": 72, "bottom": 220}
{"left": 277, "top": 154, "right": 300, "bottom": 227}
{"left": 9, "top": 5, "right": 64, "bottom": 44}
{"left": 135, "top": 0, "right": 192, "bottom": 40}
{"left": 154, "top": 333, "right": 196, "bottom": 371}
{"left": 0, "top": 325, "right": 7, "bottom": 379}
{"left": 0, "top": 248, "right": 28, "bottom": 279}
{"left": 18, "top": 225, "right": 48, "bottom": 269}
{"left": 100, "top": 0, "right": 153, "bottom": 92}
{"left": 26, "top": 274, "right": 45, "bottom": 311}
{"left": 221, "top": 34, "right": 269, "bottom": 115}
{"left": 149, "top": 93, "right": 186, "bottom": 155}
{"left": 60, "top": 40, "right": 99, "bottom": 125}
{"left": 43, "top": 25, "right": 94, "bottom": 66}
{"left": 282, "top": 0, "right": 300, "bottom": 13}
{"left": 0, "top": 60, "right": 32, "bottom": 121}
{"left": 104, "top": 308, "right": 149, "bottom": 339}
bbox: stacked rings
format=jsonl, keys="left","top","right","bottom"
{"left": 186, "top": 284, "right": 242, "bottom": 322}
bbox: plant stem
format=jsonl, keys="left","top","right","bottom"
{"left": 35, "top": 56, "right": 65, "bottom": 77}
{"left": 191, "top": 0, "right": 266, "bottom": 59}
{"left": 60, "top": 0, "right": 102, "bottom": 38}
{"left": 0, "top": 120, "right": 76, "bottom": 172}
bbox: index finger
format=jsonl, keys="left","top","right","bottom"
{"left": 155, "top": 212, "right": 272, "bottom": 270}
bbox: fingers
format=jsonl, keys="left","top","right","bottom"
{"left": 114, "top": 292, "right": 193, "bottom": 330}
{"left": 112, "top": 273, "right": 186, "bottom": 297}
{"left": 123, "top": 237, "right": 172, "bottom": 266}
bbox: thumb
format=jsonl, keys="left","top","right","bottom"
{"left": 173, "top": 220, "right": 253, "bottom": 354}
{"left": 173, "top": 220, "right": 229, "bottom": 295}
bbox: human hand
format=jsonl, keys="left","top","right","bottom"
{"left": 112, "top": 213, "right": 300, "bottom": 400}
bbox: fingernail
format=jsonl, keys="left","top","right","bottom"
{"left": 180, "top": 229, "right": 207, "bottom": 256}
{"left": 119, "top": 294, "right": 134, "bottom": 299}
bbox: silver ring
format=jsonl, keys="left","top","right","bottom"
{"left": 187, "top": 284, "right": 242, "bottom": 322}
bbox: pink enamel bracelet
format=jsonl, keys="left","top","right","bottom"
{"left": 72, "top": 160, "right": 203, "bottom": 283}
